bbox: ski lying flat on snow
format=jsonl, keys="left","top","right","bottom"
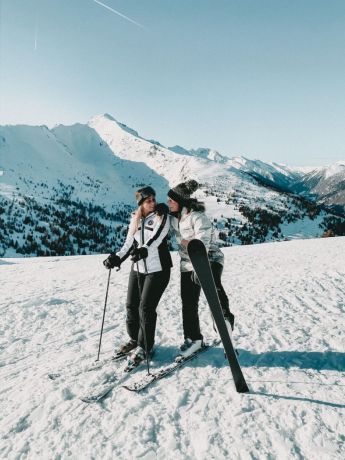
{"left": 187, "top": 239, "right": 249, "bottom": 393}
{"left": 122, "top": 338, "right": 221, "bottom": 392}
{"left": 48, "top": 353, "right": 128, "bottom": 380}
{"left": 79, "top": 356, "right": 150, "bottom": 403}
{"left": 80, "top": 374, "right": 119, "bottom": 403}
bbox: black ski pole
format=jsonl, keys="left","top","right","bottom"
{"left": 136, "top": 262, "right": 151, "bottom": 375}
{"left": 96, "top": 268, "right": 112, "bottom": 361}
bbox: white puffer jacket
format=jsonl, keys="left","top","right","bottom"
{"left": 170, "top": 207, "right": 224, "bottom": 272}
{"left": 117, "top": 211, "right": 172, "bottom": 274}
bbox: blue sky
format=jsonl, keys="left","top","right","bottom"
{"left": 0, "top": 0, "right": 344, "bottom": 166}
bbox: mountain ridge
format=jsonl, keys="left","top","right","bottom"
{"left": 0, "top": 114, "right": 344, "bottom": 257}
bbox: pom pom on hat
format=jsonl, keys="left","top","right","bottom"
{"left": 183, "top": 179, "right": 198, "bottom": 194}
{"left": 167, "top": 179, "right": 199, "bottom": 205}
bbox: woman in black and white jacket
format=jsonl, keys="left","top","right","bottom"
{"left": 104, "top": 186, "right": 172, "bottom": 366}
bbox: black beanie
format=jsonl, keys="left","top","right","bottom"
{"left": 135, "top": 186, "right": 156, "bottom": 205}
{"left": 167, "top": 179, "right": 199, "bottom": 206}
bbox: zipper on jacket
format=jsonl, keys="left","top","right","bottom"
{"left": 140, "top": 216, "right": 148, "bottom": 274}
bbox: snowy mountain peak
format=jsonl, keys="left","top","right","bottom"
{"left": 169, "top": 145, "right": 193, "bottom": 156}
{"left": 324, "top": 160, "right": 345, "bottom": 179}
{"left": 192, "top": 147, "right": 228, "bottom": 163}
{"left": 169, "top": 145, "right": 228, "bottom": 163}
{"left": 302, "top": 161, "right": 345, "bottom": 180}
{"left": 88, "top": 114, "right": 140, "bottom": 139}
{"left": 229, "top": 156, "right": 287, "bottom": 178}
{"left": 229, "top": 155, "right": 249, "bottom": 167}
{"left": 102, "top": 113, "right": 116, "bottom": 121}
{"left": 291, "top": 160, "right": 345, "bottom": 209}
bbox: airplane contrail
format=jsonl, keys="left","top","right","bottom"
{"left": 34, "top": 0, "right": 38, "bottom": 51}
{"left": 93, "top": 0, "right": 146, "bottom": 30}
{"left": 34, "top": 23, "right": 38, "bottom": 51}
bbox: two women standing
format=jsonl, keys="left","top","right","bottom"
{"left": 104, "top": 181, "right": 234, "bottom": 365}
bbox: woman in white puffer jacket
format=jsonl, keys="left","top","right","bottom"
{"left": 168, "top": 180, "right": 234, "bottom": 359}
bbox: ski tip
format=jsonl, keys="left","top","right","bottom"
{"left": 80, "top": 397, "right": 96, "bottom": 404}
{"left": 187, "top": 238, "right": 204, "bottom": 250}
{"left": 80, "top": 395, "right": 107, "bottom": 403}
{"left": 121, "top": 385, "right": 138, "bottom": 392}
{"left": 112, "top": 353, "right": 127, "bottom": 361}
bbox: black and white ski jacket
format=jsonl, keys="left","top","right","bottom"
{"left": 116, "top": 210, "right": 172, "bottom": 274}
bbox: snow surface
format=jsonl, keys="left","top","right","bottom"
{"left": 0, "top": 123, "right": 168, "bottom": 208}
{"left": 1, "top": 237, "right": 344, "bottom": 459}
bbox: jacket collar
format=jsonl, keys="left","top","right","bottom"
{"left": 180, "top": 207, "right": 190, "bottom": 219}
{"left": 142, "top": 211, "right": 156, "bottom": 221}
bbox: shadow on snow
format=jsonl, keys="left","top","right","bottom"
{"left": 250, "top": 391, "right": 345, "bottom": 409}
{"left": 153, "top": 345, "right": 345, "bottom": 373}
{"left": 238, "top": 348, "right": 345, "bottom": 372}
{"left": 150, "top": 346, "right": 345, "bottom": 408}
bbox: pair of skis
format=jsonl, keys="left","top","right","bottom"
{"left": 49, "top": 338, "right": 221, "bottom": 403}
{"left": 80, "top": 337, "right": 221, "bottom": 403}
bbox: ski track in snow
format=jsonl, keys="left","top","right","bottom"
{"left": 0, "top": 238, "right": 344, "bottom": 459}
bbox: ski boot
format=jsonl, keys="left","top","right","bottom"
{"left": 224, "top": 312, "right": 235, "bottom": 331}
{"left": 124, "top": 346, "right": 154, "bottom": 372}
{"left": 112, "top": 339, "right": 137, "bottom": 361}
{"left": 175, "top": 338, "right": 203, "bottom": 362}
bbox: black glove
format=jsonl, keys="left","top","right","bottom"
{"left": 156, "top": 202, "right": 169, "bottom": 216}
{"left": 130, "top": 247, "right": 148, "bottom": 263}
{"left": 103, "top": 253, "right": 121, "bottom": 269}
{"left": 191, "top": 271, "right": 200, "bottom": 286}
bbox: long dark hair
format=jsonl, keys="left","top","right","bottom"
{"left": 176, "top": 198, "right": 205, "bottom": 214}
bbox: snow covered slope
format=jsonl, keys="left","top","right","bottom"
{"left": 89, "top": 115, "right": 343, "bottom": 242}
{"left": 169, "top": 145, "right": 229, "bottom": 163}
{"left": 0, "top": 237, "right": 344, "bottom": 459}
{"left": 0, "top": 123, "right": 168, "bottom": 256}
{"left": 227, "top": 156, "right": 303, "bottom": 190}
{"left": 0, "top": 123, "right": 167, "bottom": 206}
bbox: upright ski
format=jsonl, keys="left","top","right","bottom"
{"left": 187, "top": 239, "right": 249, "bottom": 393}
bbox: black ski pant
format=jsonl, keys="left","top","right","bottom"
{"left": 181, "top": 262, "right": 232, "bottom": 341}
{"left": 126, "top": 267, "right": 170, "bottom": 352}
